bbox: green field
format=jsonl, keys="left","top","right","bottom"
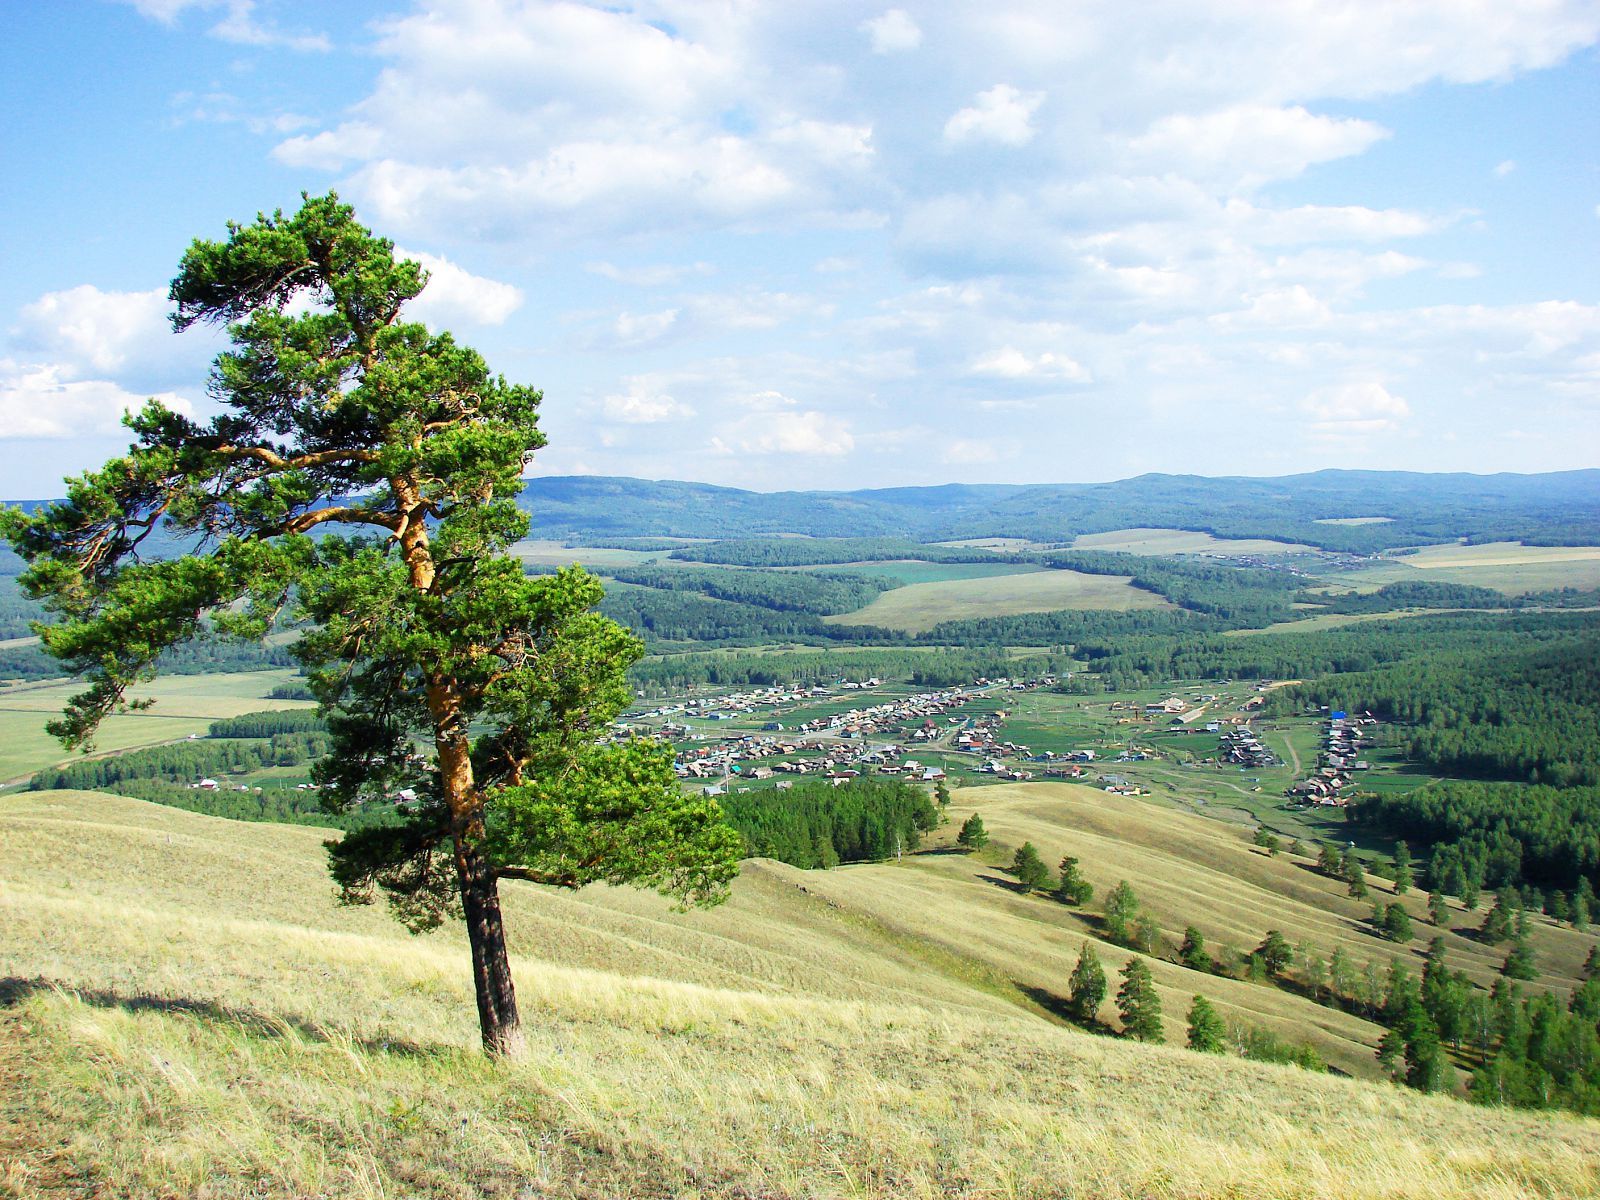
{"left": 0, "top": 669, "right": 311, "bottom": 784}
{"left": 826, "top": 569, "right": 1175, "bottom": 634}
{"left": 1071, "top": 528, "right": 1316, "bottom": 555}
{"left": 1330, "top": 542, "right": 1600, "bottom": 595}
{"left": 807, "top": 560, "right": 1042, "bottom": 585}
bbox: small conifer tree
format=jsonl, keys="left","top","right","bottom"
{"left": 1393, "top": 840, "right": 1413, "bottom": 894}
{"left": 1117, "top": 958, "right": 1164, "bottom": 1042}
{"left": 1502, "top": 937, "right": 1537, "bottom": 981}
{"left": 957, "top": 813, "right": 989, "bottom": 850}
{"left": 1186, "top": 995, "right": 1227, "bottom": 1053}
{"left": 1012, "top": 841, "right": 1051, "bottom": 892}
{"left": 1256, "top": 929, "right": 1293, "bottom": 978}
{"left": 1382, "top": 902, "right": 1414, "bottom": 943}
{"left": 1103, "top": 879, "right": 1140, "bottom": 946}
{"left": 1179, "top": 926, "right": 1210, "bottom": 972}
{"left": 1055, "top": 855, "right": 1093, "bottom": 905}
{"left": 1066, "top": 942, "right": 1107, "bottom": 1024}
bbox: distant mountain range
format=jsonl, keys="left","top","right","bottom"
{"left": 516, "top": 469, "right": 1600, "bottom": 552}
{"left": 10, "top": 469, "right": 1598, "bottom": 557}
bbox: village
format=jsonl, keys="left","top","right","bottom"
{"left": 1284, "top": 712, "right": 1374, "bottom": 807}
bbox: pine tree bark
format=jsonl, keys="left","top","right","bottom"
{"left": 454, "top": 827, "right": 525, "bottom": 1058}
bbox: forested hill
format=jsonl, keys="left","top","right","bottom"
{"left": 509, "top": 469, "right": 1600, "bottom": 550}
{"left": 10, "top": 468, "right": 1599, "bottom": 551}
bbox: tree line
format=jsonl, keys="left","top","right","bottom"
{"left": 667, "top": 537, "right": 1007, "bottom": 568}
{"left": 605, "top": 564, "right": 896, "bottom": 616}
{"left": 627, "top": 647, "right": 1073, "bottom": 693}
{"left": 718, "top": 778, "right": 940, "bottom": 868}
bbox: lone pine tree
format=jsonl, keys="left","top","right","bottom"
{"left": 957, "top": 812, "right": 988, "bottom": 850}
{"left": 0, "top": 195, "right": 743, "bottom": 1057}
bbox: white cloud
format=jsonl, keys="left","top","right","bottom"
{"left": 944, "top": 84, "right": 1044, "bottom": 147}
{"left": 119, "top": 0, "right": 328, "bottom": 51}
{"left": 1302, "top": 380, "right": 1411, "bottom": 435}
{"left": 610, "top": 308, "right": 681, "bottom": 348}
{"left": 274, "top": 124, "right": 382, "bottom": 170}
{"left": 208, "top": 1, "right": 329, "bottom": 52}
{"left": 712, "top": 410, "right": 854, "bottom": 456}
{"left": 862, "top": 9, "right": 922, "bottom": 54}
{"left": 1125, "top": 105, "right": 1389, "bottom": 190}
{"left": 13, "top": 286, "right": 169, "bottom": 375}
{"left": 1494, "top": 159, "right": 1518, "bottom": 177}
{"left": 970, "top": 347, "right": 1091, "bottom": 382}
{"left": 0, "top": 360, "right": 194, "bottom": 438}
{"left": 601, "top": 380, "right": 695, "bottom": 424}
{"left": 396, "top": 248, "right": 524, "bottom": 327}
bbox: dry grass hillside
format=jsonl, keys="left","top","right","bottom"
{"left": 3, "top": 789, "right": 1599, "bottom": 1199}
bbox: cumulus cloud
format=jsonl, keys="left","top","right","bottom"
{"left": 12, "top": 286, "right": 170, "bottom": 375}
{"left": 1302, "top": 381, "right": 1411, "bottom": 436}
{"left": 944, "top": 84, "right": 1044, "bottom": 147}
{"left": 601, "top": 380, "right": 695, "bottom": 424}
{"left": 711, "top": 410, "right": 854, "bottom": 456}
{"left": 970, "top": 347, "right": 1091, "bottom": 382}
{"left": 397, "top": 249, "right": 524, "bottom": 327}
{"left": 0, "top": 361, "right": 194, "bottom": 439}
{"left": 861, "top": 9, "right": 922, "bottom": 54}
{"left": 1125, "top": 105, "right": 1389, "bottom": 189}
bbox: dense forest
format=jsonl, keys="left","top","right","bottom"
{"left": 1287, "top": 628, "right": 1600, "bottom": 787}
{"left": 606, "top": 564, "right": 896, "bottom": 615}
{"left": 718, "top": 778, "right": 940, "bottom": 868}
{"left": 628, "top": 647, "right": 1073, "bottom": 693}
{"left": 598, "top": 581, "right": 896, "bottom": 646}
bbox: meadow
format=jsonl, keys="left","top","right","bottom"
{"left": 1334, "top": 543, "right": 1600, "bottom": 595}
{"left": 6, "top": 789, "right": 1600, "bottom": 1199}
{"left": 1070, "top": 527, "right": 1316, "bottom": 555}
{"left": 802, "top": 560, "right": 1040, "bottom": 586}
{"left": 0, "top": 669, "right": 311, "bottom": 785}
{"left": 510, "top": 540, "right": 668, "bottom": 570}
{"left": 825, "top": 568, "right": 1174, "bottom": 634}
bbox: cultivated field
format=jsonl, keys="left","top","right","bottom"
{"left": 807, "top": 559, "right": 1041, "bottom": 585}
{"left": 825, "top": 568, "right": 1174, "bottom": 633}
{"left": 0, "top": 669, "right": 311, "bottom": 785}
{"left": 4, "top": 790, "right": 1599, "bottom": 1198}
{"left": 1071, "top": 527, "right": 1316, "bottom": 555}
{"left": 1334, "top": 542, "right": 1600, "bottom": 595}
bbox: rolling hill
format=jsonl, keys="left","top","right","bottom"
{"left": 506, "top": 469, "right": 1600, "bottom": 552}
{"left": 4, "top": 788, "right": 1598, "bottom": 1198}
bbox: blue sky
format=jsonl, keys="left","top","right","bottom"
{"left": 3, "top": 1, "right": 1598, "bottom": 498}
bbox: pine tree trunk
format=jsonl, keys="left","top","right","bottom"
{"left": 455, "top": 833, "right": 526, "bottom": 1059}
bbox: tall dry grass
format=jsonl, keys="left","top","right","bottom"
{"left": 3, "top": 790, "right": 1598, "bottom": 1198}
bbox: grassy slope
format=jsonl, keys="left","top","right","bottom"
{"left": 825, "top": 569, "right": 1174, "bottom": 634}
{"left": 3, "top": 790, "right": 1598, "bottom": 1199}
